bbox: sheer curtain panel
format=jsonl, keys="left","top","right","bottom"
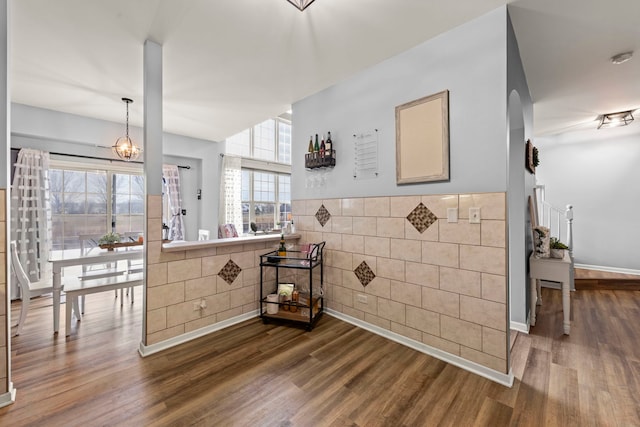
{"left": 219, "top": 154, "right": 243, "bottom": 235}
{"left": 10, "top": 148, "right": 52, "bottom": 298}
{"left": 162, "top": 164, "right": 185, "bottom": 241}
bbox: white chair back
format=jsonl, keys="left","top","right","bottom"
{"left": 10, "top": 241, "right": 31, "bottom": 295}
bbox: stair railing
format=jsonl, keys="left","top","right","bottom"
{"left": 535, "top": 185, "right": 573, "bottom": 256}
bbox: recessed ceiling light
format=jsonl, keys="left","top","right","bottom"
{"left": 610, "top": 51, "right": 633, "bottom": 65}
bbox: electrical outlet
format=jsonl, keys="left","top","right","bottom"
{"left": 199, "top": 299, "right": 207, "bottom": 309}
{"left": 469, "top": 207, "right": 481, "bottom": 224}
{"left": 447, "top": 208, "right": 458, "bottom": 223}
{"left": 357, "top": 294, "right": 368, "bottom": 304}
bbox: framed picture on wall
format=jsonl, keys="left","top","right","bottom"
{"left": 395, "top": 90, "right": 450, "bottom": 184}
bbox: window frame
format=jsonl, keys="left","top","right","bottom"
{"left": 226, "top": 117, "right": 292, "bottom": 166}
{"left": 49, "top": 158, "right": 144, "bottom": 250}
{"left": 241, "top": 169, "right": 291, "bottom": 233}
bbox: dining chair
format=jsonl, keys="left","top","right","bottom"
{"left": 10, "top": 241, "right": 54, "bottom": 336}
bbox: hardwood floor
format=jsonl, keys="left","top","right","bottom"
{"left": 1, "top": 286, "right": 640, "bottom": 426}
{"left": 575, "top": 268, "right": 640, "bottom": 290}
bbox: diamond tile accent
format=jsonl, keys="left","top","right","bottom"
{"left": 218, "top": 259, "right": 242, "bottom": 285}
{"left": 354, "top": 261, "right": 375, "bottom": 287}
{"left": 315, "top": 204, "right": 331, "bottom": 227}
{"left": 407, "top": 202, "right": 438, "bottom": 233}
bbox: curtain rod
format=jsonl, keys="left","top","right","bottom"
{"left": 10, "top": 147, "right": 191, "bottom": 169}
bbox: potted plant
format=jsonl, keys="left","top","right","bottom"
{"left": 98, "top": 232, "right": 121, "bottom": 250}
{"left": 550, "top": 237, "right": 569, "bottom": 258}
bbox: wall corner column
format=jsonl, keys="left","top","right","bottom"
{"left": 0, "top": 0, "right": 16, "bottom": 407}
{"left": 142, "top": 39, "right": 163, "bottom": 347}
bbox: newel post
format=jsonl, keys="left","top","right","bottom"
{"left": 565, "top": 204, "right": 573, "bottom": 256}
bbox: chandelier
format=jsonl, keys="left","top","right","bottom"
{"left": 112, "top": 97, "right": 142, "bottom": 161}
{"left": 286, "top": 0, "right": 316, "bottom": 11}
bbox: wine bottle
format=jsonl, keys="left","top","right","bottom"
{"left": 325, "top": 131, "right": 332, "bottom": 156}
{"left": 307, "top": 136, "right": 313, "bottom": 153}
{"left": 278, "top": 233, "right": 287, "bottom": 257}
{"left": 320, "top": 135, "right": 326, "bottom": 158}
{"left": 314, "top": 134, "right": 319, "bottom": 152}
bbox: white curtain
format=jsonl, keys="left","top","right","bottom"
{"left": 162, "top": 164, "right": 185, "bottom": 241}
{"left": 219, "top": 154, "right": 243, "bottom": 234}
{"left": 10, "top": 149, "right": 52, "bottom": 297}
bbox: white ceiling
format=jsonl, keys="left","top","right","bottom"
{"left": 10, "top": 0, "right": 640, "bottom": 142}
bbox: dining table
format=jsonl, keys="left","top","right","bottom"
{"left": 49, "top": 246, "right": 143, "bottom": 334}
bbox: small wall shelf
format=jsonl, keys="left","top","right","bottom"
{"left": 305, "top": 150, "right": 335, "bottom": 169}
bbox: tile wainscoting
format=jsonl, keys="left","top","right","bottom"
{"left": 292, "top": 193, "right": 508, "bottom": 373}
{"left": 144, "top": 195, "right": 297, "bottom": 347}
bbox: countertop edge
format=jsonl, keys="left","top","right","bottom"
{"left": 161, "top": 233, "right": 301, "bottom": 252}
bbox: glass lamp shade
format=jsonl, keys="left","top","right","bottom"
{"left": 286, "top": 0, "right": 316, "bottom": 11}
{"left": 112, "top": 136, "right": 142, "bottom": 161}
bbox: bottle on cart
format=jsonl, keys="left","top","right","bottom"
{"left": 314, "top": 134, "right": 320, "bottom": 152}
{"left": 307, "top": 136, "right": 313, "bottom": 153}
{"left": 278, "top": 233, "right": 287, "bottom": 257}
{"left": 325, "top": 132, "right": 332, "bottom": 157}
{"left": 320, "top": 135, "right": 326, "bottom": 158}
{"left": 290, "top": 289, "right": 299, "bottom": 313}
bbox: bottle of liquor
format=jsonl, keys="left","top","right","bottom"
{"left": 278, "top": 233, "right": 287, "bottom": 257}
{"left": 320, "top": 135, "right": 326, "bottom": 158}
{"left": 314, "top": 134, "right": 320, "bottom": 152}
{"left": 307, "top": 136, "right": 313, "bottom": 153}
{"left": 325, "top": 131, "right": 332, "bottom": 157}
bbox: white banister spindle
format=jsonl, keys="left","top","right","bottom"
{"left": 565, "top": 204, "right": 573, "bottom": 256}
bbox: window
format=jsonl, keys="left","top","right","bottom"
{"left": 226, "top": 117, "right": 291, "bottom": 164}
{"left": 226, "top": 115, "right": 292, "bottom": 234}
{"left": 226, "top": 128, "right": 251, "bottom": 158}
{"left": 49, "top": 162, "right": 144, "bottom": 250}
{"left": 253, "top": 119, "right": 276, "bottom": 161}
{"left": 241, "top": 171, "right": 291, "bottom": 234}
{"left": 278, "top": 121, "right": 291, "bottom": 164}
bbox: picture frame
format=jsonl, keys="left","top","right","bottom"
{"left": 277, "top": 283, "right": 294, "bottom": 297}
{"left": 395, "top": 90, "right": 450, "bottom": 184}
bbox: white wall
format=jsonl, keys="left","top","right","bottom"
{"left": 11, "top": 103, "right": 222, "bottom": 239}
{"left": 506, "top": 11, "right": 535, "bottom": 328}
{"left": 536, "top": 125, "right": 640, "bottom": 271}
{"left": 291, "top": 7, "right": 508, "bottom": 200}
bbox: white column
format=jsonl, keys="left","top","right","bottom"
{"left": 144, "top": 40, "right": 163, "bottom": 196}
{"left": 0, "top": 0, "right": 16, "bottom": 408}
{"left": 142, "top": 39, "right": 163, "bottom": 346}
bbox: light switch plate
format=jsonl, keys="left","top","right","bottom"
{"left": 469, "top": 207, "right": 481, "bottom": 224}
{"left": 447, "top": 208, "right": 458, "bottom": 223}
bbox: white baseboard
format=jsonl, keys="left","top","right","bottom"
{"left": 139, "top": 311, "right": 259, "bottom": 357}
{"left": 0, "top": 382, "right": 16, "bottom": 408}
{"left": 326, "top": 309, "right": 514, "bottom": 388}
{"left": 510, "top": 320, "right": 529, "bottom": 334}
{"left": 574, "top": 263, "right": 640, "bottom": 277}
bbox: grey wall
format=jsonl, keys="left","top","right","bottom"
{"left": 11, "top": 103, "right": 222, "bottom": 240}
{"left": 536, "top": 125, "right": 640, "bottom": 271}
{"left": 291, "top": 7, "right": 508, "bottom": 200}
